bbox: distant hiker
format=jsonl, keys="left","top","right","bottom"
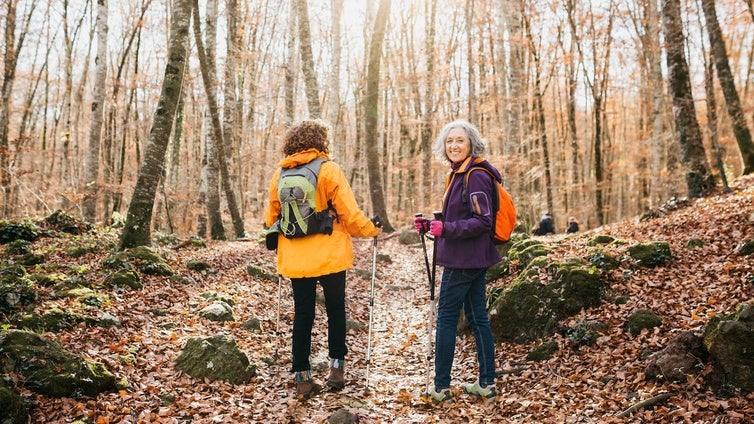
{"left": 533, "top": 212, "right": 555, "bottom": 235}
{"left": 413, "top": 119, "right": 500, "bottom": 402}
{"left": 264, "top": 119, "right": 381, "bottom": 399}
{"left": 566, "top": 216, "right": 579, "bottom": 234}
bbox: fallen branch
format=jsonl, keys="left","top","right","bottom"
{"left": 615, "top": 392, "right": 673, "bottom": 418}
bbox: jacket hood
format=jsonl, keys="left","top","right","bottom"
{"left": 279, "top": 148, "right": 330, "bottom": 169}
{"left": 456, "top": 156, "right": 503, "bottom": 183}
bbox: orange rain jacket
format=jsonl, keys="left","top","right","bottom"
{"left": 265, "top": 148, "right": 380, "bottom": 278}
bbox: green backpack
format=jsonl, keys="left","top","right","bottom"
{"left": 277, "top": 158, "right": 334, "bottom": 238}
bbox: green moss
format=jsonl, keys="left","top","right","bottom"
{"left": 489, "top": 259, "right": 605, "bottom": 344}
{"left": 106, "top": 270, "right": 142, "bottom": 289}
{"left": 586, "top": 234, "right": 615, "bottom": 246}
{"left": 526, "top": 341, "right": 559, "bottom": 361}
{"left": 628, "top": 241, "right": 672, "bottom": 268}
{"left": 103, "top": 246, "right": 174, "bottom": 276}
{"left": 246, "top": 264, "right": 276, "bottom": 281}
{"left": 625, "top": 309, "right": 662, "bottom": 336}
{"left": 0, "top": 330, "right": 116, "bottom": 397}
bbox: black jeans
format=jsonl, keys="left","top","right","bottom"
{"left": 290, "top": 271, "right": 347, "bottom": 372}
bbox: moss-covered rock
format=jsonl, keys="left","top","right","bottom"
{"left": 103, "top": 246, "right": 174, "bottom": 276}
{"left": 106, "top": 269, "right": 142, "bottom": 289}
{"left": 526, "top": 341, "right": 559, "bottom": 361}
{"left": 0, "top": 385, "right": 28, "bottom": 424}
{"left": 703, "top": 301, "right": 754, "bottom": 393}
{"left": 0, "top": 330, "right": 117, "bottom": 397}
{"left": 174, "top": 334, "right": 255, "bottom": 385}
{"left": 246, "top": 264, "right": 276, "bottom": 281}
{"left": 486, "top": 257, "right": 510, "bottom": 281}
{"left": 0, "top": 265, "right": 37, "bottom": 314}
{"left": 243, "top": 317, "right": 264, "bottom": 332}
{"left": 628, "top": 241, "right": 672, "bottom": 268}
{"left": 44, "top": 210, "right": 92, "bottom": 235}
{"left": 625, "top": 309, "right": 662, "bottom": 336}
{"left": 398, "top": 230, "right": 420, "bottom": 245}
{"left": 0, "top": 220, "right": 40, "bottom": 244}
{"left": 11, "top": 308, "right": 87, "bottom": 332}
{"left": 737, "top": 240, "right": 754, "bottom": 256}
{"left": 186, "top": 259, "right": 211, "bottom": 272}
{"left": 685, "top": 238, "right": 705, "bottom": 249}
{"left": 585, "top": 249, "right": 621, "bottom": 271}
{"left": 200, "top": 291, "right": 235, "bottom": 306}
{"left": 586, "top": 234, "right": 616, "bottom": 246}
{"left": 198, "top": 302, "right": 235, "bottom": 322}
{"left": 489, "top": 260, "right": 605, "bottom": 343}
{"left": 4, "top": 240, "right": 32, "bottom": 256}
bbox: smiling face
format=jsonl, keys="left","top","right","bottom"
{"left": 445, "top": 127, "right": 471, "bottom": 164}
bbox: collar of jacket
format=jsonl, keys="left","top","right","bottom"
{"left": 454, "top": 155, "right": 485, "bottom": 173}
{"left": 279, "top": 148, "right": 330, "bottom": 169}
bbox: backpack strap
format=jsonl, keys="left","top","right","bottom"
{"left": 462, "top": 167, "right": 496, "bottom": 207}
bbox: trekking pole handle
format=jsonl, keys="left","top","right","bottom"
{"left": 432, "top": 211, "right": 444, "bottom": 221}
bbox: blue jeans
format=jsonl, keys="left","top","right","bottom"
{"left": 434, "top": 268, "right": 496, "bottom": 388}
{"left": 290, "top": 271, "right": 347, "bottom": 372}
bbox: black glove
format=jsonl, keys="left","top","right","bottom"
{"left": 371, "top": 215, "right": 382, "bottom": 228}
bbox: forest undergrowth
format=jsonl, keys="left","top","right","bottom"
{"left": 19, "top": 175, "right": 754, "bottom": 423}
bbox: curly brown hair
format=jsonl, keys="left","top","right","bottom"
{"left": 282, "top": 119, "right": 331, "bottom": 156}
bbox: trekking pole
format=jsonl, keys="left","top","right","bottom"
{"left": 416, "top": 213, "right": 435, "bottom": 394}
{"left": 365, "top": 235, "right": 378, "bottom": 390}
{"left": 274, "top": 274, "right": 283, "bottom": 367}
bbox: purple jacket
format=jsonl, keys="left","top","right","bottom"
{"left": 436, "top": 156, "right": 503, "bottom": 269}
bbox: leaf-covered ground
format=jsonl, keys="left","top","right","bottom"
{"left": 19, "top": 175, "right": 754, "bottom": 423}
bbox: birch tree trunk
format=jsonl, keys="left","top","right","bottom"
{"left": 83, "top": 0, "right": 108, "bottom": 222}
{"left": 501, "top": 0, "right": 525, "bottom": 189}
{"left": 119, "top": 0, "right": 190, "bottom": 249}
{"left": 700, "top": 0, "right": 754, "bottom": 175}
{"left": 661, "top": 0, "right": 714, "bottom": 198}
{"left": 421, "top": 0, "right": 437, "bottom": 208}
{"left": 293, "top": 0, "right": 321, "bottom": 118}
{"left": 365, "top": 0, "right": 393, "bottom": 232}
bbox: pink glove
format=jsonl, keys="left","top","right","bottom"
{"left": 429, "top": 220, "right": 444, "bottom": 237}
{"left": 414, "top": 216, "right": 430, "bottom": 233}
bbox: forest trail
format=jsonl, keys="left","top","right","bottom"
{"left": 22, "top": 175, "right": 754, "bottom": 423}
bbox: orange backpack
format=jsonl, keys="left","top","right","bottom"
{"left": 462, "top": 167, "right": 517, "bottom": 243}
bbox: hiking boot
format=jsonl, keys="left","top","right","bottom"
{"left": 294, "top": 371, "right": 321, "bottom": 399}
{"left": 326, "top": 358, "right": 345, "bottom": 390}
{"left": 425, "top": 385, "right": 452, "bottom": 403}
{"left": 464, "top": 380, "right": 497, "bottom": 399}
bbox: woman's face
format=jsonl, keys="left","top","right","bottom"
{"left": 445, "top": 127, "right": 471, "bottom": 164}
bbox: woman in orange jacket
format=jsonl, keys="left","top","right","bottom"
{"left": 265, "top": 119, "right": 380, "bottom": 398}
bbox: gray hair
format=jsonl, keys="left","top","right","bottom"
{"left": 432, "top": 119, "right": 488, "bottom": 163}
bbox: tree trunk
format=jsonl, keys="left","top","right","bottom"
{"left": 466, "top": 0, "right": 477, "bottom": 124}
{"left": 201, "top": 0, "right": 225, "bottom": 240}
{"left": 328, "top": 0, "right": 344, "bottom": 131}
{"left": 422, "top": 0, "right": 437, "bottom": 209}
{"left": 119, "top": 0, "right": 191, "bottom": 249}
{"left": 703, "top": 54, "right": 730, "bottom": 192}
{"left": 701, "top": 0, "right": 754, "bottom": 175}
{"left": 501, "top": 0, "right": 525, "bottom": 194}
{"left": 0, "top": 0, "right": 19, "bottom": 217}
{"left": 284, "top": 0, "right": 296, "bottom": 125}
{"left": 293, "top": 0, "right": 321, "bottom": 118}
{"left": 661, "top": 0, "right": 714, "bottom": 198}
{"left": 364, "top": 0, "right": 393, "bottom": 232}
{"left": 192, "top": 0, "right": 245, "bottom": 238}
{"left": 83, "top": 0, "right": 108, "bottom": 222}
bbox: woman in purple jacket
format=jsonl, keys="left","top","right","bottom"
{"left": 414, "top": 119, "right": 501, "bottom": 402}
